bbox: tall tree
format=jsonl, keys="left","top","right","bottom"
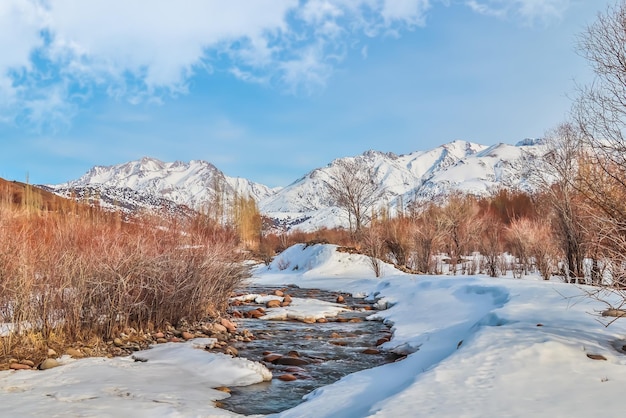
{"left": 325, "top": 158, "right": 383, "bottom": 234}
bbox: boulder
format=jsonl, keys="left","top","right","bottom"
{"left": 38, "top": 358, "right": 60, "bottom": 371}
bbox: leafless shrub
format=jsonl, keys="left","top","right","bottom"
{"left": 0, "top": 201, "right": 245, "bottom": 359}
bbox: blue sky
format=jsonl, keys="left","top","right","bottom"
{"left": 0, "top": 0, "right": 614, "bottom": 187}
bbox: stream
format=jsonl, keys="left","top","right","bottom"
{"left": 219, "top": 285, "right": 399, "bottom": 416}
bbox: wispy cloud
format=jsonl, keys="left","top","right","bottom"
{"left": 465, "top": 0, "right": 570, "bottom": 24}
{"left": 0, "top": 0, "right": 573, "bottom": 128}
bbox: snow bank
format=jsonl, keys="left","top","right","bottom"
{"left": 0, "top": 339, "right": 270, "bottom": 417}
{"left": 261, "top": 297, "right": 350, "bottom": 322}
{"left": 254, "top": 244, "right": 626, "bottom": 418}
{"left": 262, "top": 243, "right": 403, "bottom": 280}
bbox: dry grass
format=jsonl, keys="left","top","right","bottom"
{"left": 0, "top": 194, "right": 245, "bottom": 361}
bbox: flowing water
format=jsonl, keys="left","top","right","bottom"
{"left": 219, "top": 285, "right": 399, "bottom": 415}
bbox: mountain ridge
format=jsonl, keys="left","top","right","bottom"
{"left": 46, "top": 139, "right": 546, "bottom": 231}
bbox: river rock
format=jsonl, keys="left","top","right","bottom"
{"left": 113, "top": 338, "right": 124, "bottom": 347}
{"left": 156, "top": 338, "right": 168, "bottom": 344}
{"left": 266, "top": 300, "right": 281, "bottom": 309}
{"left": 336, "top": 295, "right": 345, "bottom": 303}
{"left": 278, "top": 374, "right": 297, "bottom": 381}
{"left": 276, "top": 357, "right": 309, "bottom": 366}
{"left": 153, "top": 332, "right": 165, "bottom": 339}
{"left": 247, "top": 309, "right": 265, "bottom": 319}
{"left": 362, "top": 348, "right": 380, "bottom": 355}
{"left": 20, "top": 359, "right": 35, "bottom": 367}
{"left": 66, "top": 348, "right": 84, "bottom": 358}
{"left": 211, "top": 323, "right": 228, "bottom": 333}
{"left": 224, "top": 346, "right": 239, "bottom": 357}
{"left": 38, "top": 358, "right": 60, "bottom": 370}
{"left": 181, "top": 331, "right": 194, "bottom": 340}
{"left": 274, "top": 290, "right": 284, "bottom": 297}
{"left": 376, "top": 337, "right": 390, "bottom": 346}
{"left": 263, "top": 354, "right": 283, "bottom": 363}
{"left": 221, "top": 318, "right": 237, "bottom": 333}
{"left": 215, "top": 386, "right": 231, "bottom": 393}
{"left": 10, "top": 363, "right": 31, "bottom": 370}
{"left": 316, "top": 318, "right": 327, "bottom": 323}
{"left": 587, "top": 353, "right": 607, "bottom": 360}
{"left": 283, "top": 295, "right": 292, "bottom": 304}
{"left": 47, "top": 348, "right": 58, "bottom": 358}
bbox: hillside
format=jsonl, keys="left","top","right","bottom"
{"left": 0, "top": 178, "right": 70, "bottom": 211}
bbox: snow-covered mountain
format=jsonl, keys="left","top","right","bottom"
{"left": 47, "top": 140, "right": 546, "bottom": 231}
{"left": 259, "top": 139, "right": 545, "bottom": 231}
{"left": 48, "top": 157, "right": 278, "bottom": 213}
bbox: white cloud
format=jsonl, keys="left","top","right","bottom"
{"left": 465, "top": 0, "right": 570, "bottom": 24}
{"left": 0, "top": 0, "right": 573, "bottom": 127}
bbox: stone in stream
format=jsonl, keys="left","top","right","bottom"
{"left": 275, "top": 357, "right": 309, "bottom": 366}
{"left": 362, "top": 348, "right": 380, "bottom": 355}
{"left": 181, "top": 331, "right": 194, "bottom": 340}
{"left": 274, "top": 290, "right": 284, "bottom": 297}
{"left": 336, "top": 295, "right": 345, "bottom": 303}
{"left": 20, "top": 359, "right": 35, "bottom": 367}
{"left": 376, "top": 337, "right": 390, "bottom": 346}
{"left": 9, "top": 363, "right": 31, "bottom": 370}
{"left": 263, "top": 354, "right": 283, "bottom": 363}
{"left": 247, "top": 309, "right": 265, "bottom": 319}
{"left": 283, "top": 294, "right": 293, "bottom": 304}
{"left": 278, "top": 374, "right": 297, "bottom": 381}
{"left": 266, "top": 300, "right": 281, "bottom": 309}
{"left": 215, "top": 386, "right": 231, "bottom": 393}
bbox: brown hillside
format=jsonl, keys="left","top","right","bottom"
{"left": 0, "top": 178, "right": 73, "bottom": 211}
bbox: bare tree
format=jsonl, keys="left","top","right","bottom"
{"left": 408, "top": 201, "right": 443, "bottom": 274}
{"left": 528, "top": 123, "right": 587, "bottom": 282}
{"left": 573, "top": 1, "right": 626, "bottom": 287}
{"left": 325, "top": 158, "right": 384, "bottom": 234}
{"left": 438, "top": 194, "right": 481, "bottom": 275}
